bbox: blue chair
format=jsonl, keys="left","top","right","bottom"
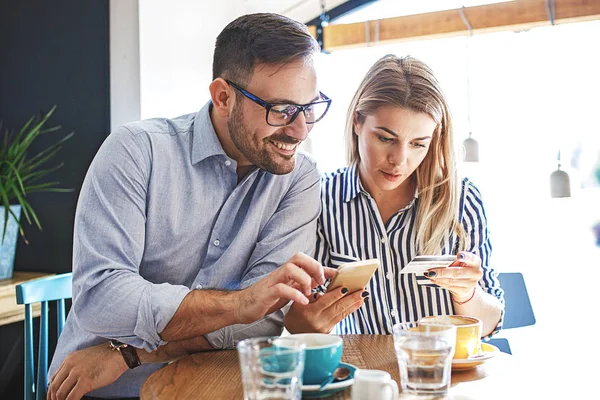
{"left": 487, "top": 272, "right": 535, "bottom": 354}
{"left": 16, "top": 272, "right": 73, "bottom": 400}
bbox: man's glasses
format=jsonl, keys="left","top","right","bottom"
{"left": 226, "top": 80, "right": 332, "bottom": 127}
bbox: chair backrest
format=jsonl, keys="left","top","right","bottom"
{"left": 498, "top": 272, "right": 535, "bottom": 329}
{"left": 487, "top": 337, "right": 512, "bottom": 354}
{"left": 16, "top": 272, "right": 73, "bottom": 400}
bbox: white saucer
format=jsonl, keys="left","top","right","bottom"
{"left": 452, "top": 343, "right": 500, "bottom": 370}
{"left": 302, "top": 362, "right": 357, "bottom": 397}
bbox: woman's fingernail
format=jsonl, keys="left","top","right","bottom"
{"left": 342, "top": 287, "right": 349, "bottom": 294}
{"left": 425, "top": 270, "right": 437, "bottom": 278}
{"left": 361, "top": 291, "right": 370, "bottom": 298}
{"left": 459, "top": 253, "right": 466, "bottom": 259}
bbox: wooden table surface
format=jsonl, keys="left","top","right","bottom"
{"left": 141, "top": 334, "right": 520, "bottom": 400}
{"left": 0, "top": 271, "right": 52, "bottom": 326}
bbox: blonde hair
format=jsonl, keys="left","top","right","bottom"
{"left": 345, "top": 55, "right": 466, "bottom": 255}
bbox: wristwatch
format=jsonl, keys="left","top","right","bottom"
{"left": 109, "top": 340, "right": 141, "bottom": 369}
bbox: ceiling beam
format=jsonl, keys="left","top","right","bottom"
{"left": 307, "top": 0, "right": 600, "bottom": 52}
{"left": 305, "top": 0, "right": 379, "bottom": 26}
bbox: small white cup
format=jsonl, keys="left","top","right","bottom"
{"left": 351, "top": 369, "right": 399, "bottom": 400}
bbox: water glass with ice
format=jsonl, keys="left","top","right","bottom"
{"left": 237, "top": 336, "right": 306, "bottom": 400}
{"left": 392, "top": 322, "right": 456, "bottom": 396}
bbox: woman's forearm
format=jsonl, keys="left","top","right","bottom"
{"left": 453, "top": 286, "right": 503, "bottom": 336}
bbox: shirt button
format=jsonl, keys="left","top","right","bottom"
{"left": 386, "top": 273, "right": 391, "bottom": 280}
{"left": 225, "top": 160, "right": 231, "bottom": 166}
{"left": 214, "top": 239, "right": 220, "bottom": 246}
{"left": 391, "top": 309, "right": 397, "bottom": 317}
{"left": 196, "top": 284, "right": 203, "bottom": 289}
{"left": 381, "top": 237, "right": 387, "bottom": 244}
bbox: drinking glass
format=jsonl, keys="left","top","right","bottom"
{"left": 237, "top": 336, "right": 306, "bottom": 400}
{"left": 392, "top": 322, "right": 456, "bottom": 396}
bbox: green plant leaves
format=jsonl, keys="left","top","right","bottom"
{"left": 0, "top": 106, "right": 73, "bottom": 243}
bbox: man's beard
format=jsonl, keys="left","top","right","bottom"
{"left": 228, "top": 105, "right": 297, "bottom": 175}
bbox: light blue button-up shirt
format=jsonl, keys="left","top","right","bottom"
{"left": 49, "top": 102, "right": 321, "bottom": 398}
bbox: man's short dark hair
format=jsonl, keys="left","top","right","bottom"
{"left": 213, "top": 13, "right": 320, "bottom": 85}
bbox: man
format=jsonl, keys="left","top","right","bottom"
{"left": 47, "top": 13, "right": 335, "bottom": 400}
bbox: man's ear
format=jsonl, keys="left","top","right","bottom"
{"left": 209, "top": 78, "right": 234, "bottom": 118}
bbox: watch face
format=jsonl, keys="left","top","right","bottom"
{"left": 109, "top": 340, "right": 141, "bottom": 369}
{"left": 110, "top": 340, "right": 127, "bottom": 349}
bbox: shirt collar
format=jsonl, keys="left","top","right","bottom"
{"left": 343, "top": 163, "right": 363, "bottom": 202}
{"left": 191, "top": 101, "right": 228, "bottom": 165}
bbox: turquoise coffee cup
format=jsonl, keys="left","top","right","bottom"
{"left": 290, "top": 333, "right": 343, "bottom": 385}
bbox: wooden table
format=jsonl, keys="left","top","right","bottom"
{"left": 0, "top": 271, "right": 52, "bottom": 326}
{"left": 141, "top": 335, "right": 525, "bottom": 400}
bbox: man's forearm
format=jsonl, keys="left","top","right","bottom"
{"left": 160, "top": 289, "right": 239, "bottom": 341}
{"left": 137, "top": 335, "right": 214, "bottom": 364}
{"left": 206, "top": 311, "right": 285, "bottom": 349}
{"left": 139, "top": 312, "right": 284, "bottom": 363}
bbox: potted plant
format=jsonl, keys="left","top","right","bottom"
{"left": 0, "top": 106, "right": 73, "bottom": 279}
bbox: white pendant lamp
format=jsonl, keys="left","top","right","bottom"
{"left": 463, "top": 132, "right": 479, "bottom": 162}
{"left": 550, "top": 150, "right": 571, "bottom": 198}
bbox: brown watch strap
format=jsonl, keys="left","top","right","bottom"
{"left": 110, "top": 340, "right": 141, "bottom": 369}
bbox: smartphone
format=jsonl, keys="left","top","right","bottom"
{"left": 327, "top": 258, "right": 379, "bottom": 294}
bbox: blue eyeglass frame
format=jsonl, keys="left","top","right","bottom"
{"left": 225, "top": 80, "right": 332, "bottom": 127}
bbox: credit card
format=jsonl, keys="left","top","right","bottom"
{"left": 401, "top": 255, "right": 456, "bottom": 287}
{"left": 400, "top": 255, "right": 456, "bottom": 275}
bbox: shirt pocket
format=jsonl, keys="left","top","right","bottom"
{"left": 329, "top": 250, "right": 360, "bottom": 268}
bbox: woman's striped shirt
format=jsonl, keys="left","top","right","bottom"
{"left": 315, "top": 164, "right": 504, "bottom": 335}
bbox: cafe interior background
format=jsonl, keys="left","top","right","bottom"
{"left": 1, "top": 0, "right": 599, "bottom": 397}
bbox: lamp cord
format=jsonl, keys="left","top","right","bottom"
{"left": 459, "top": 6, "right": 473, "bottom": 137}
{"left": 557, "top": 150, "right": 562, "bottom": 169}
{"left": 546, "top": 0, "right": 556, "bottom": 26}
{"left": 320, "top": 0, "right": 329, "bottom": 24}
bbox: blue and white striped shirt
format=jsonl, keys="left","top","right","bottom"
{"left": 315, "top": 164, "right": 503, "bottom": 335}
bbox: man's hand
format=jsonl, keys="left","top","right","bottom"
{"left": 47, "top": 342, "right": 128, "bottom": 400}
{"left": 284, "top": 286, "right": 369, "bottom": 334}
{"left": 234, "top": 253, "right": 327, "bottom": 324}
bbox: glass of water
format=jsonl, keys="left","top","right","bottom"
{"left": 237, "top": 336, "right": 306, "bottom": 400}
{"left": 392, "top": 322, "right": 456, "bottom": 396}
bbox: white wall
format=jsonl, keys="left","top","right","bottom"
{"left": 115, "top": 0, "right": 335, "bottom": 121}
{"left": 110, "top": 0, "right": 141, "bottom": 129}
{"left": 138, "top": 0, "right": 247, "bottom": 119}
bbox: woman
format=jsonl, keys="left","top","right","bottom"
{"left": 284, "top": 55, "right": 503, "bottom": 337}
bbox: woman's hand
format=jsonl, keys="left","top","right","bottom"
{"left": 424, "top": 251, "right": 483, "bottom": 302}
{"left": 283, "top": 284, "right": 369, "bottom": 334}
